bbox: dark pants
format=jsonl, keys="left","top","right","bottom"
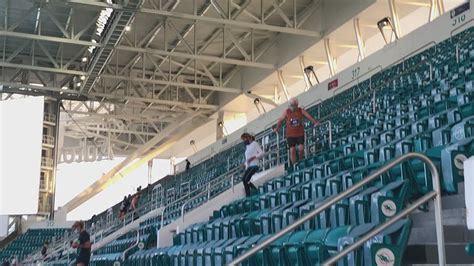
{"left": 242, "top": 166, "right": 259, "bottom": 197}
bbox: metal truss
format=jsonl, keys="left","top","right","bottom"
{"left": 1, "top": 0, "right": 322, "bottom": 159}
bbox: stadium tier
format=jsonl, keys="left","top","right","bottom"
{"left": 4, "top": 22, "right": 470, "bottom": 266}
{"left": 120, "top": 27, "right": 474, "bottom": 266}
{"left": 0, "top": 229, "right": 69, "bottom": 264}
{"left": 1, "top": 2, "right": 474, "bottom": 266}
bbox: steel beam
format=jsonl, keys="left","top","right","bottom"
{"left": 115, "top": 46, "right": 275, "bottom": 70}
{"left": 138, "top": 8, "right": 320, "bottom": 37}
{"left": 100, "top": 74, "right": 242, "bottom": 94}
{"left": 90, "top": 91, "right": 219, "bottom": 110}
{"left": 0, "top": 30, "right": 102, "bottom": 47}
{"left": 277, "top": 70, "right": 290, "bottom": 101}
{"left": 324, "top": 38, "right": 336, "bottom": 77}
{"left": 37, "top": 0, "right": 321, "bottom": 37}
{"left": 66, "top": 125, "right": 160, "bottom": 136}
{"left": 353, "top": 18, "right": 365, "bottom": 61}
{"left": 388, "top": 0, "right": 402, "bottom": 39}
{"left": 0, "top": 62, "right": 87, "bottom": 76}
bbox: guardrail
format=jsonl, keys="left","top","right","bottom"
{"left": 229, "top": 152, "right": 446, "bottom": 266}
{"left": 41, "top": 157, "right": 54, "bottom": 168}
{"left": 43, "top": 113, "right": 56, "bottom": 124}
{"left": 161, "top": 165, "right": 241, "bottom": 226}
{"left": 121, "top": 229, "right": 140, "bottom": 261}
{"left": 42, "top": 135, "right": 55, "bottom": 146}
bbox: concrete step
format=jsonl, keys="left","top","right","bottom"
{"left": 403, "top": 243, "right": 474, "bottom": 265}
{"left": 410, "top": 208, "right": 466, "bottom": 228}
{"left": 409, "top": 225, "right": 474, "bottom": 245}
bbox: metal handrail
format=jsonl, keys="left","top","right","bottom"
{"left": 160, "top": 165, "right": 241, "bottom": 227}
{"left": 121, "top": 229, "right": 139, "bottom": 261}
{"left": 180, "top": 150, "right": 279, "bottom": 222}
{"left": 229, "top": 152, "right": 446, "bottom": 266}
{"left": 180, "top": 183, "right": 212, "bottom": 222}
{"left": 317, "top": 120, "right": 332, "bottom": 144}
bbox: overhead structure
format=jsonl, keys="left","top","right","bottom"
{"left": 0, "top": 0, "right": 323, "bottom": 159}
{"left": 3, "top": 0, "right": 445, "bottom": 214}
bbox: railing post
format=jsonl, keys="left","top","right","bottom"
{"left": 207, "top": 183, "right": 211, "bottom": 200}
{"left": 304, "top": 129, "right": 308, "bottom": 159}
{"left": 276, "top": 133, "right": 280, "bottom": 164}
{"left": 429, "top": 62, "right": 433, "bottom": 81}
{"left": 231, "top": 174, "right": 235, "bottom": 193}
{"left": 228, "top": 153, "right": 445, "bottom": 266}
{"left": 328, "top": 121, "right": 332, "bottom": 144}
{"left": 372, "top": 89, "right": 376, "bottom": 113}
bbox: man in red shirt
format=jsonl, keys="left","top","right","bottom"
{"left": 274, "top": 98, "right": 319, "bottom": 165}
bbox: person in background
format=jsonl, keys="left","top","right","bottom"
{"left": 130, "top": 189, "right": 141, "bottom": 220}
{"left": 118, "top": 196, "right": 128, "bottom": 220}
{"left": 41, "top": 241, "right": 49, "bottom": 258}
{"left": 274, "top": 97, "right": 319, "bottom": 165}
{"left": 185, "top": 159, "right": 191, "bottom": 172}
{"left": 71, "top": 221, "right": 91, "bottom": 266}
{"left": 240, "top": 133, "right": 264, "bottom": 197}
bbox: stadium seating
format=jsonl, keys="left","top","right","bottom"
{"left": 7, "top": 19, "right": 474, "bottom": 266}
{"left": 0, "top": 228, "right": 69, "bottom": 264}
{"left": 120, "top": 26, "right": 474, "bottom": 266}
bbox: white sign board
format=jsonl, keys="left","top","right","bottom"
{"left": 465, "top": 156, "right": 474, "bottom": 229}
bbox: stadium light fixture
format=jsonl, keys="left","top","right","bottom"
{"left": 377, "top": 17, "right": 398, "bottom": 44}
{"left": 303, "top": 65, "right": 319, "bottom": 87}
{"left": 253, "top": 98, "right": 267, "bottom": 114}
{"left": 218, "top": 121, "right": 229, "bottom": 136}
{"left": 190, "top": 140, "right": 197, "bottom": 153}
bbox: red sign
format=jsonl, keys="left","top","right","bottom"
{"left": 328, "top": 79, "right": 338, "bottom": 90}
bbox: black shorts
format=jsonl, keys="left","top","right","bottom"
{"left": 76, "top": 256, "right": 90, "bottom": 265}
{"left": 287, "top": 136, "right": 305, "bottom": 147}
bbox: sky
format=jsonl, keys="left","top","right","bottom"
{"left": 55, "top": 157, "right": 180, "bottom": 220}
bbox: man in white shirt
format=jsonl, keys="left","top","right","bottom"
{"left": 241, "top": 133, "right": 264, "bottom": 197}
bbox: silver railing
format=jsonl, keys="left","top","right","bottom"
{"left": 229, "top": 152, "right": 446, "bottom": 266}
{"left": 42, "top": 135, "right": 55, "bottom": 146}
{"left": 301, "top": 120, "right": 333, "bottom": 160}
{"left": 179, "top": 150, "right": 281, "bottom": 223}
{"left": 121, "top": 229, "right": 140, "bottom": 261}
{"left": 43, "top": 113, "right": 56, "bottom": 124}
{"left": 21, "top": 230, "right": 76, "bottom": 265}
{"left": 162, "top": 165, "right": 241, "bottom": 226}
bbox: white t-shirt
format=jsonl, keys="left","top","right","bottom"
{"left": 244, "top": 141, "right": 264, "bottom": 168}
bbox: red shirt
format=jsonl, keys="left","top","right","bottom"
{"left": 285, "top": 108, "right": 305, "bottom": 137}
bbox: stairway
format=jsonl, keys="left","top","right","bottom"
{"left": 404, "top": 183, "right": 474, "bottom": 265}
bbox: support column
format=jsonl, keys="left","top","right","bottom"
{"left": 299, "top": 56, "right": 310, "bottom": 91}
{"left": 274, "top": 85, "right": 280, "bottom": 104}
{"left": 437, "top": 0, "right": 445, "bottom": 15}
{"left": 388, "top": 0, "right": 402, "bottom": 39}
{"left": 353, "top": 18, "right": 365, "bottom": 61}
{"left": 430, "top": 0, "right": 445, "bottom": 21}
{"left": 277, "top": 70, "right": 291, "bottom": 101}
{"left": 429, "top": 0, "right": 438, "bottom": 21}
{"left": 324, "top": 38, "right": 337, "bottom": 77}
